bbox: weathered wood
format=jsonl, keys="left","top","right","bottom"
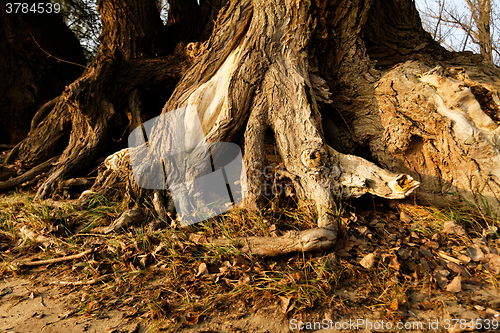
{"left": 16, "top": 248, "right": 94, "bottom": 267}
{"left": 135, "top": 0, "right": 420, "bottom": 253}
{"left": 208, "top": 228, "right": 338, "bottom": 256}
{"left": 373, "top": 62, "right": 500, "bottom": 214}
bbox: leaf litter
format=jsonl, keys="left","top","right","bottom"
{"left": 0, "top": 192, "right": 499, "bottom": 332}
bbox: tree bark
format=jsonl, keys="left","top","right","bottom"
{"left": 122, "top": 0, "right": 420, "bottom": 255}
{"left": 322, "top": 0, "right": 500, "bottom": 215}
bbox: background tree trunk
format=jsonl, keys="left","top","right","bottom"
{"left": 2, "top": 0, "right": 195, "bottom": 197}
{"left": 0, "top": 0, "right": 86, "bottom": 145}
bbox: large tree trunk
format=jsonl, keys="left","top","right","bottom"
{"left": 119, "top": 0, "right": 421, "bottom": 254}
{"left": 2, "top": 0, "right": 499, "bottom": 254}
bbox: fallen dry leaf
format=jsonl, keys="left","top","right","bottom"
{"left": 465, "top": 276, "right": 482, "bottom": 285}
{"left": 389, "top": 255, "right": 400, "bottom": 271}
{"left": 196, "top": 263, "right": 208, "bottom": 277}
{"left": 466, "top": 247, "right": 485, "bottom": 261}
{"left": 189, "top": 233, "right": 207, "bottom": 244}
{"left": 270, "top": 224, "right": 281, "bottom": 237}
{"left": 419, "top": 247, "right": 433, "bottom": 258}
{"left": 280, "top": 296, "right": 296, "bottom": 314}
{"left": 457, "top": 254, "right": 471, "bottom": 264}
{"left": 397, "top": 248, "right": 410, "bottom": 260}
{"left": 399, "top": 211, "right": 411, "bottom": 223}
{"left": 186, "top": 314, "right": 200, "bottom": 324}
{"left": 446, "top": 276, "right": 461, "bottom": 293}
{"left": 442, "top": 221, "right": 466, "bottom": 236}
{"left": 485, "top": 253, "right": 500, "bottom": 274}
{"left": 360, "top": 253, "right": 376, "bottom": 269}
{"left": 426, "top": 240, "right": 439, "bottom": 249}
{"left": 434, "top": 268, "right": 450, "bottom": 289}
{"left": 486, "top": 308, "right": 500, "bottom": 317}
{"left": 355, "top": 226, "right": 370, "bottom": 237}
{"left": 420, "top": 258, "right": 430, "bottom": 271}
{"left": 232, "top": 256, "right": 250, "bottom": 267}
{"left": 0, "top": 287, "right": 13, "bottom": 297}
{"left": 446, "top": 262, "right": 470, "bottom": 277}
{"left": 343, "top": 236, "right": 357, "bottom": 252}
{"left": 238, "top": 274, "right": 251, "bottom": 285}
{"left": 291, "top": 271, "right": 306, "bottom": 281}
{"left": 435, "top": 267, "right": 450, "bottom": 277}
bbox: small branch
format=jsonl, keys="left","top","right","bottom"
{"left": 72, "top": 233, "right": 109, "bottom": 238}
{"left": 30, "top": 33, "right": 88, "bottom": 69}
{"left": 207, "top": 228, "right": 338, "bottom": 256}
{"left": 50, "top": 273, "right": 113, "bottom": 286}
{"left": 17, "top": 248, "right": 93, "bottom": 267}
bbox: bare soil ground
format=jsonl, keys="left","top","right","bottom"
{"left": 1, "top": 271, "right": 499, "bottom": 333}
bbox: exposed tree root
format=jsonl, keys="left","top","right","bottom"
{"left": 30, "top": 96, "right": 62, "bottom": 132}
{"left": 0, "top": 156, "right": 60, "bottom": 192}
{"left": 207, "top": 227, "right": 338, "bottom": 256}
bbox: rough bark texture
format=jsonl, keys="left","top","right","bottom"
{"left": 0, "top": 0, "right": 86, "bottom": 144}
{"left": 373, "top": 60, "right": 500, "bottom": 215}
{"left": 318, "top": 0, "right": 500, "bottom": 216}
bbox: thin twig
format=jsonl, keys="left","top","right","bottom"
{"left": 30, "top": 33, "right": 88, "bottom": 69}
{"left": 72, "top": 233, "right": 110, "bottom": 238}
{"left": 50, "top": 273, "right": 114, "bottom": 286}
{"left": 17, "top": 248, "right": 94, "bottom": 267}
{"left": 50, "top": 271, "right": 140, "bottom": 286}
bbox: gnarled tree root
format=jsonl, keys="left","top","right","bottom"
{"left": 0, "top": 155, "right": 60, "bottom": 192}
{"left": 207, "top": 227, "right": 338, "bottom": 256}
{"left": 331, "top": 146, "right": 420, "bottom": 200}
